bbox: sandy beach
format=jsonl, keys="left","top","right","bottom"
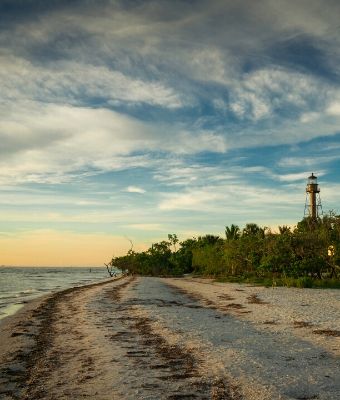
{"left": 0, "top": 276, "right": 339, "bottom": 400}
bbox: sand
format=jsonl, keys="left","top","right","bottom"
{"left": 0, "top": 276, "right": 339, "bottom": 399}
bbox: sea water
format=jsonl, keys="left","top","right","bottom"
{"left": 0, "top": 266, "right": 115, "bottom": 321}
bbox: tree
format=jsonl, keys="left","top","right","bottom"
{"left": 278, "top": 225, "right": 291, "bottom": 235}
{"left": 242, "top": 223, "right": 264, "bottom": 238}
{"left": 168, "top": 234, "right": 179, "bottom": 252}
{"left": 225, "top": 224, "right": 240, "bottom": 240}
{"left": 170, "top": 238, "right": 196, "bottom": 275}
{"left": 195, "top": 234, "right": 223, "bottom": 247}
{"left": 107, "top": 216, "right": 340, "bottom": 282}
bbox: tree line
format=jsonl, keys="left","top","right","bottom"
{"left": 108, "top": 213, "right": 340, "bottom": 287}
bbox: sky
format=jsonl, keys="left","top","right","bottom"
{"left": 1, "top": 0, "right": 340, "bottom": 266}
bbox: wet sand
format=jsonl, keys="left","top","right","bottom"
{"left": 0, "top": 276, "right": 339, "bottom": 399}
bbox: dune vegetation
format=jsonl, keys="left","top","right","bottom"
{"left": 109, "top": 213, "right": 340, "bottom": 288}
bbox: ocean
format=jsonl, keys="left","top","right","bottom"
{"left": 0, "top": 266, "right": 115, "bottom": 321}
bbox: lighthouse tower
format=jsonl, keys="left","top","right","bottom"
{"left": 304, "top": 173, "right": 322, "bottom": 220}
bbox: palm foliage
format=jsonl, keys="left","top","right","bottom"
{"left": 109, "top": 214, "right": 340, "bottom": 285}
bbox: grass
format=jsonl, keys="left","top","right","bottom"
{"left": 214, "top": 275, "right": 340, "bottom": 289}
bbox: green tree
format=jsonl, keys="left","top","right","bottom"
{"left": 168, "top": 234, "right": 179, "bottom": 252}
{"left": 196, "top": 234, "right": 223, "bottom": 247}
{"left": 278, "top": 225, "right": 291, "bottom": 235}
{"left": 225, "top": 224, "right": 240, "bottom": 240}
{"left": 242, "top": 223, "right": 265, "bottom": 238}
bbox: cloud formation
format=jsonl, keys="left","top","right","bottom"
{"left": 1, "top": 0, "right": 340, "bottom": 264}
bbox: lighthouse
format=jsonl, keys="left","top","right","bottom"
{"left": 304, "top": 173, "right": 322, "bottom": 220}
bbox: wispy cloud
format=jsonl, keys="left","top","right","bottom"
{"left": 0, "top": 102, "right": 229, "bottom": 184}
{"left": 125, "top": 186, "right": 146, "bottom": 194}
{"left": 278, "top": 155, "right": 340, "bottom": 168}
{"left": 0, "top": 56, "right": 185, "bottom": 109}
{"left": 158, "top": 183, "right": 303, "bottom": 213}
{"left": 228, "top": 67, "right": 331, "bottom": 121}
{"left": 1, "top": 0, "right": 340, "bottom": 264}
{"left": 125, "top": 224, "right": 163, "bottom": 231}
{"left": 326, "top": 101, "right": 340, "bottom": 116}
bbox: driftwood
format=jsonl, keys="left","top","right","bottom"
{"left": 105, "top": 238, "right": 134, "bottom": 277}
{"left": 104, "top": 262, "right": 117, "bottom": 277}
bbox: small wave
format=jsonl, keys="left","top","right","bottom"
{"left": 0, "top": 294, "right": 19, "bottom": 301}
{"left": 19, "top": 289, "right": 38, "bottom": 295}
{"left": 0, "top": 303, "right": 24, "bottom": 320}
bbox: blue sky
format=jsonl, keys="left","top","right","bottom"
{"left": 1, "top": 0, "right": 340, "bottom": 265}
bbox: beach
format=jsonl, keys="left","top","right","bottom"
{"left": 0, "top": 276, "right": 339, "bottom": 400}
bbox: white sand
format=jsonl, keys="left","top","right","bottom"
{"left": 154, "top": 278, "right": 340, "bottom": 399}
{"left": 0, "top": 276, "right": 339, "bottom": 399}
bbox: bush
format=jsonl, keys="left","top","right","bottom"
{"left": 295, "top": 277, "right": 313, "bottom": 288}
{"left": 109, "top": 214, "right": 340, "bottom": 285}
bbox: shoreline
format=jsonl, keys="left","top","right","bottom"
{"left": 0, "top": 275, "right": 117, "bottom": 324}
{"left": 0, "top": 276, "right": 339, "bottom": 399}
{"left": 0, "top": 276, "right": 121, "bottom": 399}
{"left": 0, "top": 267, "right": 114, "bottom": 323}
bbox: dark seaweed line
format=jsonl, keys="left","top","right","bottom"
{"left": 2, "top": 276, "right": 128, "bottom": 400}
{"left": 113, "top": 280, "right": 242, "bottom": 400}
